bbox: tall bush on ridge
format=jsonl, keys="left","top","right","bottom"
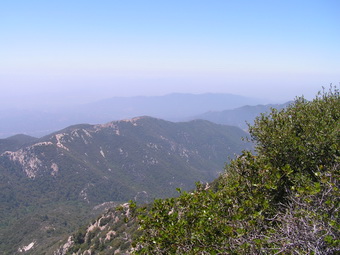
{"left": 133, "top": 87, "right": 339, "bottom": 254}
{"left": 249, "top": 87, "right": 339, "bottom": 179}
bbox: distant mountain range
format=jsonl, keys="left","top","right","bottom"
{"left": 82, "top": 93, "right": 267, "bottom": 121}
{"left": 0, "top": 93, "right": 268, "bottom": 138}
{"left": 192, "top": 102, "right": 290, "bottom": 130}
{"left": 0, "top": 116, "right": 251, "bottom": 254}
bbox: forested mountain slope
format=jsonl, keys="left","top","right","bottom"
{"left": 0, "top": 117, "right": 250, "bottom": 254}
{"left": 57, "top": 88, "right": 339, "bottom": 255}
{"left": 0, "top": 134, "right": 37, "bottom": 154}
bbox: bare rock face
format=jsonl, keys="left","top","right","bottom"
{"left": 18, "top": 242, "right": 36, "bottom": 253}
{"left": 54, "top": 237, "right": 74, "bottom": 255}
{"left": 55, "top": 203, "right": 136, "bottom": 255}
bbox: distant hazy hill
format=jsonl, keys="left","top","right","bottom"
{"left": 81, "top": 93, "right": 266, "bottom": 122}
{"left": 0, "top": 116, "right": 251, "bottom": 254}
{"left": 0, "top": 93, "right": 267, "bottom": 138}
{"left": 192, "top": 102, "right": 290, "bottom": 130}
{"left": 0, "top": 134, "right": 37, "bottom": 154}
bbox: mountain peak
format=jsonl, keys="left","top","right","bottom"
{"left": 119, "top": 115, "right": 153, "bottom": 123}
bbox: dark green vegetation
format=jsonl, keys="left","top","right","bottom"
{"left": 56, "top": 88, "right": 339, "bottom": 255}
{"left": 55, "top": 203, "right": 141, "bottom": 255}
{"left": 0, "top": 117, "right": 250, "bottom": 254}
{"left": 0, "top": 134, "right": 37, "bottom": 154}
{"left": 134, "top": 88, "right": 339, "bottom": 254}
{"left": 1, "top": 201, "right": 105, "bottom": 255}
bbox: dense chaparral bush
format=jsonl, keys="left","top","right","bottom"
{"left": 133, "top": 87, "right": 340, "bottom": 254}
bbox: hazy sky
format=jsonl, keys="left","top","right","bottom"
{"left": 1, "top": 0, "right": 339, "bottom": 108}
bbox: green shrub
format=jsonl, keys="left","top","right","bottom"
{"left": 134, "top": 87, "right": 340, "bottom": 254}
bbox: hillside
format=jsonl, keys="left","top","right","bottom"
{"left": 0, "top": 134, "right": 37, "bottom": 154}
{"left": 54, "top": 203, "right": 140, "bottom": 255}
{"left": 0, "top": 116, "right": 251, "bottom": 254}
{"left": 56, "top": 88, "right": 339, "bottom": 254}
{"left": 192, "top": 102, "right": 289, "bottom": 130}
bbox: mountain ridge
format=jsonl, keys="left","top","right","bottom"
{"left": 0, "top": 116, "right": 251, "bottom": 254}
{"left": 191, "top": 102, "right": 290, "bottom": 129}
{"left": 0, "top": 93, "right": 268, "bottom": 138}
{"left": 0, "top": 134, "right": 37, "bottom": 154}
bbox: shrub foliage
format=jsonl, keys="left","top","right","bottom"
{"left": 133, "top": 87, "right": 340, "bottom": 254}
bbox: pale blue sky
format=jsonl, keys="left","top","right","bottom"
{"left": 0, "top": 0, "right": 339, "bottom": 108}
